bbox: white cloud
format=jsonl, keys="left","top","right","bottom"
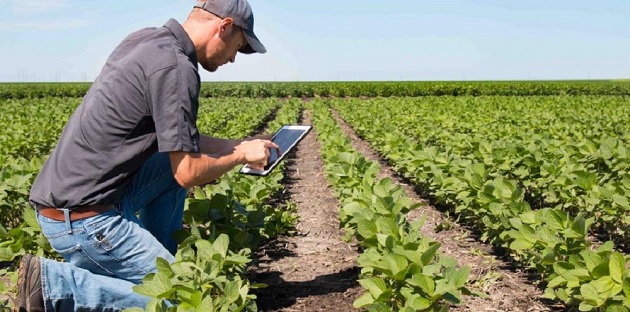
{"left": 0, "top": 0, "right": 71, "bottom": 15}
{"left": 0, "top": 18, "right": 93, "bottom": 31}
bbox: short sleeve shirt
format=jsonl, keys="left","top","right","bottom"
{"left": 29, "top": 19, "right": 200, "bottom": 208}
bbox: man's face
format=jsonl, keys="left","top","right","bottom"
{"left": 200, "top": 22, "right": 247, "bottom": 72}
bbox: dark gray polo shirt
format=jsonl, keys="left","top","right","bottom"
{"left": 30, "top": 19, "right": 201, "bottom": 209}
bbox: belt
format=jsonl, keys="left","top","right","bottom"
{"left": 36, "top": 204, "right": 116, "bottom": 221}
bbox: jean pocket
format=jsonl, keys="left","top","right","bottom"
{"left": 87, "top": 213, "right": 126, "bottom": 252}
{"left": 50, "top": 241, "right": 82, "bottom": 256}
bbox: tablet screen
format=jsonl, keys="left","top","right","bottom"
{"left": 239, "top": 125, "right": 312, "bottom": 176}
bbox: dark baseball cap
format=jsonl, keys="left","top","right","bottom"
{"left": 193, "top": 0, "right": 266, "bottom": 54}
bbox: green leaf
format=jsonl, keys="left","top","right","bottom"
{"left": 211, "top": 234, "right": 230, "bottom": 259}
{"left": 592, "top": 263, "right": 610, "bottom": 279}
{"left": 183, "top": 290, "right": 202, "bottom": 308}
{"left": 383, "top": 253, "right": 409, "bottom": 280}
{"left": 470, "top": 173, "right": 484, "bottom": 190}
{"left": 22, "top": 208, "right": 39, "bottom": 229}
{"left": 420, "top": 243, "right": 441, "bottom": 266}
{"left": 199, "top": 294, "right": 214, "bottom": 311}
{"left": 353, "top": 292, "right": 374, "bottom": 308}
{"left": 155, "top": 257, "right": 174, "bottom": 278}
{"left": 195, "top": 240, "right": 214, "bottom": 261}
{"left": 193, "top": 187, "right": 205, "bottom": 200}
{"left": 496, "top": 179, "right": 513, "bottom": 198}
{"left": 605, "top": 305, "right": 628, "bottom": 312}
{"left": 376, "top": 234, "right": 395, "bottom": 250}
{"left": 0, "top": 247, "right": 16, "bottom": 262}
{"left": 556, "top": 288, "right": 570, "bottom": 302}
{"left": 510, "top": 239, "right": 535, "bottom": 251}
{"left": 613, "top": 195, "right": 630, "bottom": 209}
{"left": 407, "top": 273, "right": 435, "bottom": 295}
{"left": 434, "top": 280, "right": 457, "bottom": 298}
{"left": 570, "top": 216, "right": 588, "bottom": 237}
{"left": 357, "top": 218, "right": 378, "bottom": 240}
{"left": 580, "top": 283, "right": 601, "bottom": 306}
{"left": 542, "top": 287, "right": 557, "bottom": 300}
{"left": 373, "top": 183, "right": 389, "bottom": 198}
{"left": 547, "top": 275, "right": 567, "bottom": 289}
{"left": 404, "top": 294, "right": 432, "bottom": 310}
{"left": 545, "top": 209, "right": 567, "bottom": 230}
{"left": 224, "top": 281, "right": 241, "bottom": 303}
{"left": 375, "top": 217, "right": 400, "bottom": 240}
{"left": 358, "top": 277, "right": 388, "bottom": 298}
{"left": 609, "top": 252, "right": 625, "bottom": 284}
{"left": 579, "top": 302, "right": 595, "bottom": 312}
{"left": 592, "top": 276, "right": 622, "bottom": 297}
{"left": 581, "top": 250, "right": 603, "bottom": 273}
{"left": 575, "top": 171, "right": 597, "bottom": 191}
{"left": 132, "top": 273, "right": 173, "bottom": 298}
{"left": 520, "top": 211, "right": 536, "bottom": 224}
{"left": 451, "top": 266, "right": 471, "bottom": 288}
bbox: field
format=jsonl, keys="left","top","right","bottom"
{"left": 1, "top": 81, "right": 630, "bottom": 311}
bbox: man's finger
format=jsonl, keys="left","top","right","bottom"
{"left": 262, "top": 140, "right": 280, "bottom": 150}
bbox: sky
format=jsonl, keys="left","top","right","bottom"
{"left": 0, "top": 0, "right": 629, "bottom": 82}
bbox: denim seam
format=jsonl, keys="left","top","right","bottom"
{"left": 41, "top": 259, "right": 50, "bottom": 312}
{"left": 50, "top": 244, "right": 81, "bottom": 257}
{"left": 43, "top": 228, "right": 85, "bottom": 239}
{"left": 77, "top": 245, "right": 116, "bottom": 276}
{"left": 88, "top": 238, "right": 151, "bottom": 280}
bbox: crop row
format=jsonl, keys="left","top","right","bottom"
{"left": 333, "top": 97, "right": 630, "bottom": 311}
{"left": 336, "top": 96, "right": 630, "bottom": 249}
{"left": 1, "top": 80, "right": 630, "bottom": 99}
{"left": 311, "top": 102, "right": 472, "bottom": 311}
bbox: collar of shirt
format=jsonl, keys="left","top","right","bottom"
{"left": 163, "top": 19, "right": 198, "bottom": 70}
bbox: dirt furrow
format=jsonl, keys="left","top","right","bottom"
{"left": 332, "top": 110, "right": 557, "bottom": 312}
{"left": 251, "top": 110, "right": 362, "bottom": 311}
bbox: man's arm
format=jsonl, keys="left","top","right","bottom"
{"left": 170, "top": 138, "right": 279, "bottom": 188}
{"left": 198, "top": 134, "right": 274, "bottom": 155}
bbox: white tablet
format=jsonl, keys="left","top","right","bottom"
{"left": 239, "top": 125, "right": 312, "bottom": 176}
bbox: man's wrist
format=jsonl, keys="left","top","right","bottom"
{"left": 232, "top": 148, "right": 246, "bottom": 166}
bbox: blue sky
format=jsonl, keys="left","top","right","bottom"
{"left": 0, "top": 0, "right": 629, "bottom": 82}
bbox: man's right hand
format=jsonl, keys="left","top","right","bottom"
{"left": 234, "top": 139, "right": 280, "bottom": 170}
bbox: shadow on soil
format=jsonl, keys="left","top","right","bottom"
{"left": 251, "top": 266, "right": 359, "bottom": 311}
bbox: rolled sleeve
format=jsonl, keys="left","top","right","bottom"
{"left": 147, "top": 63, "right": 201, "bottom": 153}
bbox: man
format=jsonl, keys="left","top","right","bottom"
{"left": 16, "top": 0, "right": 276, "bottom": 311}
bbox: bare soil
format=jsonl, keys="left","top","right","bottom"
{"left": 251, "top": 110, "right": 362, "bottom": 311}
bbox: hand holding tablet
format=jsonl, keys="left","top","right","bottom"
{"left": 239, "top": 125, "right": 312, "bottom": 176}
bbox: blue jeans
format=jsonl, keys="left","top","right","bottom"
{"left": 36, "top": 152, "right": 186, "bottom": 311}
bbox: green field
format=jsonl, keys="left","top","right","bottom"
{"left": 1, "top": 81, "right": 629, "bottom": 311}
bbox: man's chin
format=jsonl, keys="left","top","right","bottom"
{"left": 201, "top": 63, "right": 218, "bottom": 72}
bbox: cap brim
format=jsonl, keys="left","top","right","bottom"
{"left": 239, "top": 29, "right": 266, "bottom": 54}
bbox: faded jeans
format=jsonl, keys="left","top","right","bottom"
{"left": 36, "top": 152, "right": 186, "bottom": 311}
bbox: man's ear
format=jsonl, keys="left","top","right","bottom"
{"left": 219, "top": 17, "right": 234, "bottom": 33}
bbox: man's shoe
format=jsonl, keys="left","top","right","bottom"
{"left": 15, "top": 254, "right": 44, "bottom": 312}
